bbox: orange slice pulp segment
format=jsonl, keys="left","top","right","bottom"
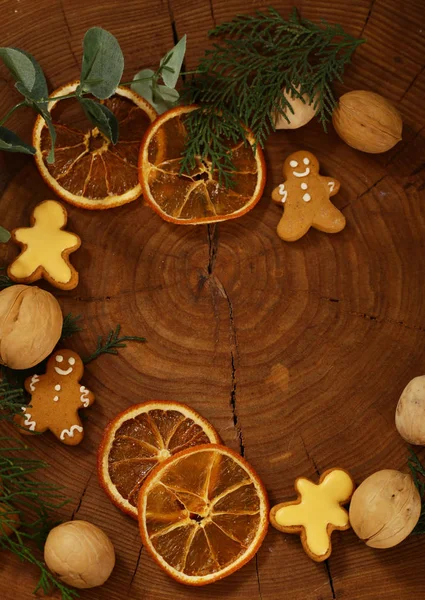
{"left": 138, "top": 444, "right": 269, "bottom": 585}
{"left": 138, "top": 105, "right": 266, "bottom": 224}
{"left": 97, "top": 401, "right": 220, "bottom": 519}
{"left": 33, "top": 82, "right": 158, "bottom": 209}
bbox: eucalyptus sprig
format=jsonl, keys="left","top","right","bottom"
{"left": 0, "top": 28, "right": 186, "bottom": 163}
{"left": 0, "top": 438, "right": 78, "bottom": 599}
{"left": 182, "top": 7, "right": 364, "bottom": 186}
{"left": 131, "top": 35, "right": 186, "bottom": 113}
{"left": 0, "top": 27, "right": 124, "bottom": 160}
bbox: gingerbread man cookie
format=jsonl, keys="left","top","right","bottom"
{"left": 270, "top": 468, "right": 355, "bottom": 562}
{"left": 16, "top": 349, "right": 94, "bottom": 445}
{"left": 8, "top": 200, "right": 81, "bottom": 290}
{"left": 271, "top": 151, "right": 345, "bottom": 242}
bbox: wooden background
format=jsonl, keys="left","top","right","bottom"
{"left": 1, "top": 0, "right": 425, "bottom": 598}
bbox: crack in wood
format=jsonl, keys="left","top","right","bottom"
{"left": 58, "top": 0, "right": 80, "bottom": 70}
{"left": 230, "top": 348, "right": 244, "bottom": 457}
{"left": 359, "top": 0, "right": 376, "bottom": 38}
{"left": 340, "top": 174, "right": 388, "bottom": 211}
{"left": 207, "top": 224, "right": 219, "bottom": 274}
{"left": 71, "top": 468, "right": 95, "bottom": 520}
{"left": 166, "top": 0, "right": 188, "bottom": 79}
{"left": 255, "top": 554, "right": 263, "bottom": 600}
{"left": 127, "top": 545, "right": 143, "bottom": 595}
{"left": 400, "top": 63, "right": 425, "bottom": 103}
{"left": 348, "top": 311, "right": 425, "bottom": 332}
{"left": 324, "top": 560, "right": 337, "bottom": 599}
{"left": 300, "top": 434, "right": 320, "bottom": 477}
{"left": 200, "top": 226, "right": 245, "bottom": 455}
{"left": 289, "top": 289, "right": 425, "bottom": 332}
{"left": 207, "top": 225, "right": 218, "bottom": 275}
{"left": 209, "top": 0, "right": 217, "bottom": 27}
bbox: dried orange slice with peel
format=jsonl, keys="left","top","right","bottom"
{"left": 138, "top": 105, "right": 267, "bottom": 224}
{"left": 33, "top": 81, "right": 158, "bottom": 209}
{"left": 97, "top": 401, "right": 220, "bottom": 519}
{"left": 138, "top": 444, "right": 269, "bottom": 586}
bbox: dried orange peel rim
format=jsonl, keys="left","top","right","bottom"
{"left": 138, "top": 105, "right": 267, "bottom": 225}
{"left": 138, "top": 443, "right": 269, "bottom": 586}
{"left": 33, "top": 81, "right": 157, "bottom": 210}
{"left": 97, "top": 400, "right": 220, "bottom": 519}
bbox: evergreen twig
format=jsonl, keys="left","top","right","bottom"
{"left": 0, "top": 268, "right": 14, "bottom": 289}
{"left": 0, "top": 438, "right": 79, "bottom": 599}
{"left": 83, "top": 325, "right": 146, "bottom": 364}
{"left": 408, "top": 448, "right": 425, "bottom": 534}
{"left": 182, "top": 8, "right": 364, "bottom": 187}
{"left": 61, "top": 313, "right": 83, "bottom": 340}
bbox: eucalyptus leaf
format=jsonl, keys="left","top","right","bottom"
{"left": 80, "top": 28, "right": 124, "bottom": 99}
{"left": 0, "top": 48, "right": 35, "bottom": 96}
{"left": 33, "top": 104, "right": 56, "bottom": 163}
{"left": 151, "top": 85, "right": 179, "bottom": 114}
{"left": 0, "top": 126, "right": 36, "bottom": 154}
{"left": 131, "top": 69, "right": 155, "bottom": 104}
{"left": 157, "top": 85, "right": 179, "bottom": 103}
{"left": 0, "top": 227, "right": 11, "bottom": 243}
{"left": 15, "top": 50, "right": 48, "bottom": 101}
{"left": 160, "top": 35, "right": 186, "bottom": 89}
{"left": 79, "top": 97, "right": 118, "bottom": 143}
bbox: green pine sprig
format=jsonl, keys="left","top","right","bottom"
{"left": 0, "top": 268, "right": 14, "bottom": 288}
{"left": 182, "top": 7, "right": 364, "bottom": 186}
{"left": 61, "top": 313, "right": 83, "bottom": 341}
{"left": 408, "top": 448, "right": 425, "bottom": 534}
{"left": 0, "top": 438, "right": 79, "bottom": 599}
{"left": 83, "top": 325, "right": 146, "bottom": 364}
{"left": 0, "top": 371, "right": 28, "bottom": 423}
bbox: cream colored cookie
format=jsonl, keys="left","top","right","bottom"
{"left": 270, "top": 468, "right": 355, "bottom": 562}
{"left": 8, "top": 200, "right": 81, "bottom": 290}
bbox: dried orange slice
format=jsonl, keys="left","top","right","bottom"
{"left": 97, "top": 401, "right": 220, "bottom": 519}
{"left": 138, "top": 444, "right": 269, "bottom": 586}
{"left": 33, "top": 81, "right": 157, "bottom": 209}
{"left": 138, "top": 105, "right": 266, "bottom": 224}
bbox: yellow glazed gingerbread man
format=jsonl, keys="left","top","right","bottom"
{"left": 16, "top": 349, "right": 94, "bottom": 446}
{"left": 8, "top": 200, "right": 81, "bottom": 290}
{"left": 270, "top": 468, "right": 355, "bottom": 562}
{"left": 271, "top": 150, "right": 346, "bottom": 242}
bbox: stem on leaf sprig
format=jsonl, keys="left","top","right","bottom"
{"left": 0, "top": 29, "right": 187, "bottom": 160}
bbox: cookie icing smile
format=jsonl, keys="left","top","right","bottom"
{"left": 54, "top": 366, "right": 73, "bottom": 376}
{"left": 18, "top": 349, "right": 95, "bottom": 446}
{"left": 293, "top": 167, "right": 310, "bottom": 177}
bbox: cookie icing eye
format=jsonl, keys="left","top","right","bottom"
{"left": 68, "top": 357, "right": 76, "bottom": 366}
{"left": 56, "top": 355, "right": 64, "bottom": 363}
{"left": 289, "top": 160, "right": 298, "bottom": 168}
{"left": 303, "top": 158, "right": 310, "bottom": 165}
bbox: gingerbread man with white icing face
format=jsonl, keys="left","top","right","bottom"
{"left": 16, "top": 349, "right": 95, "bottom": 446}
{"left": 271, "top": 150, "right": 346, "bottom": 242}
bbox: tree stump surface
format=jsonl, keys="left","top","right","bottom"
{"left": 1, "top": 1, "right": 425, "bottom": 599}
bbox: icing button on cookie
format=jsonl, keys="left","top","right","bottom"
{"left": 270, "top": 468, "right": 355, "bottom": 562}
{"left": 271, "top": 150, "right": 346, "bottom": 242}
{"left": 8, "top": 200, "right": 81, "bottom": 290}
{"left": 15, "top": 349, "right": 95, "bottom": 446}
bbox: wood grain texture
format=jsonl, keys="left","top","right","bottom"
{"left": 1, "top": 0, "right": 425, "bottom": 599}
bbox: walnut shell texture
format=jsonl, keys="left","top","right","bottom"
{"left": 0, "top": 285, "right": 63, "bottom": 369}
{"left": 332, "top": 90, "right": 402, "bottom": 153}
